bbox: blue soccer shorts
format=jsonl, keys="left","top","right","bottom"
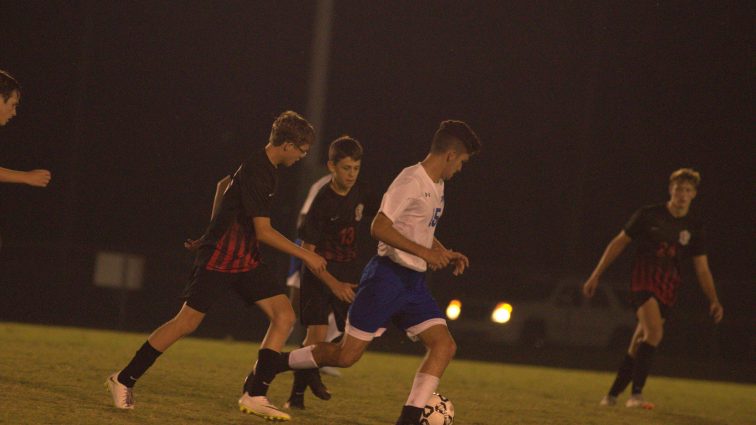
{"left": 346, "top": 255, "right": 447, "bottom": 341}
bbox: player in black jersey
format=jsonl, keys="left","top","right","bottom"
{"left": 0, "top": 70, "right": 52, "bottom": 250}
{"left": 284, "top": 136, "right": 378, "bottom": 410}
{"left": 583, "top": 168, "right": 723, "bottom": 409}
{"left": 106, "top": 111, "right": 327, "bottom": 422}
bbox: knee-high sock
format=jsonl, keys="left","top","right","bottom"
{"left": 245, "top": 348, "right": 282, "bottom": 397}
{"left": 288, "top": 345, "right": 318, "bottom": 370}
{"left": 405, "top": 372, "right": 440, "bottom": 408}
{"left": 118, "top": 341, "right": 162, "bottom": 388}
{"left": 608, "top": 354, "right": 635, "bottom": 397}
{"left": 631, "top": 342, "right": 656, "bottom": 395}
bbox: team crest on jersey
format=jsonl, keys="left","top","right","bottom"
{"left": 679, "top": 230, "right": 691, "bottom": 246}
{"left": 355, "top": 203, "right": 364, "bottom": 222}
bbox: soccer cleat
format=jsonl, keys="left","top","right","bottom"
{"left": 238, "top": 393, "right": 291, "bottom": 421}
{"left": 105, "top": 372, "right": 134, "bottom": 409}
{"left": 307, "top": 370, "right": 332, "bottom": 401}
{"left": 599, "top": 395, "right": 617, "bottom": 406}
{"left": 625, "top": 394, "right": 655, "bottom": 409}
{"left": 283, "top": 392, "right": 305, "bottom": 410}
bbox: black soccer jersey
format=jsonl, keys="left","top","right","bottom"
{"left": 299, "top": 180, "right": 378, "bottom": 262}
{"left": 195, "top": 149, "right": 277, "bottom": 273}
{"left": 624, "top": 203, "right": 706, "bottom": 305}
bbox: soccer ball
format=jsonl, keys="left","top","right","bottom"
{"left": 420, "top": 393, "right": 454, "bottom": 425}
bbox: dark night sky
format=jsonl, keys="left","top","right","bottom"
{"left": 1, "top": 1, "right": 752, "bottom": 305}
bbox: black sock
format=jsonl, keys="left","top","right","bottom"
{"left": 245, "top": 348, "right": 281, "bottom": 397}
{"left": 291, "top": 370, "right": 308, "bottom": 396}
{"left": 608, "top": 354, "right": 635, "bottom": 397}
{"left": 118, "top": 341, "right": 162, "bottom": 388}
{"left": 632, "top": 342, "right": 657, "bottom": 394}
{"left": 396, "top": 405, "right": 423, "bottom": 425}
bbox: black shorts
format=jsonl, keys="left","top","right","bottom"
{"left": 631, "top": 291, "right": 671, "bottom": 319}
{"left": 299, "top": 261, "right": 362, "bottom": 330}
{"left": 182, "top": 263, "right": 285, "bottom": 313}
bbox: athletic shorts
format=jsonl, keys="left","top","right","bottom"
{"left": 299, "top": 261, "right": 361, "bottom": 330}
{"left": 182, "top": 263, "right": 285, "bottom": 313}
{"left": 346, "top": 256, "right": 446, "bottom": 342}
{"left": 631, "top": 290, "right": 671, "bottom": 319}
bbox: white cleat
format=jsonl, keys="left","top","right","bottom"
{"left": 238, "top": 393, "right": 291, "bottom": 421}
{"left": 625, "top": 394, "right": 655, "bottom": 409}
{"left": 599, "top": 395, "right": 617, "bottom": 406}
{"left": 105, "top": 372, "right": 134, "bottom": 409}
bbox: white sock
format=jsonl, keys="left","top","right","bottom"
{"left": 326, "top": 312, "right": 343, "bottom": 342}
{"left": 288, "top": 345, "right": 318, "bottom": 369}
{"left": 405, "top": 372, "right": 440, "bottom": 408}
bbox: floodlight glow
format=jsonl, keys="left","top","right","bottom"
{"left": 491, "top": 302, "right": 513, "bottom": 324}
{"left": 446, "top": 299, "right": 462, "bottom": 320}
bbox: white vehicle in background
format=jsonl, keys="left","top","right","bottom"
{"left": 446, "top": 279, "right": 636, "bottom": 348}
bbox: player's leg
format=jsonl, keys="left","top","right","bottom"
{"left": 395, "top": 324, "right": 456, "bottom": 425}
{"left": 285, "top": 324, "right": 330, "bottom": 409}
{"left": 626, "top": 296, "right": 664, "bottom": 408}
{"left": 236, "top": 265, "right": 294, "bottom": 421}
{"left": 286, "top": 266, "right": 338, "bottom": 408}
{"left": 601, "top": 322, "right": 643, "bottom": 405}
{"left": 107, "top": 267, "right": 223, "bottom": 409}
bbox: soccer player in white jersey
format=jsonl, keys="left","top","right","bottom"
{"left": 271, "top": 120, "right": 481, "bottom": 425}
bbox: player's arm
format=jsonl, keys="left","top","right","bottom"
{"left": 582, "top": 230, "right": 632, "bottom": 297}
{"left": 370, "top": 212, "right": 453, "bottom": 270}
{"left": 210, "top": 175, "right": 232, "bottom": 220}
{"left": 301, "top": 241, "right": 357, "bottom": 303}
{"left": 692, "top": 255, "right": 723, "bottom": 323}
{"left": 0, "top": 167, "right": 51, "bottom": 187}
{"left": 184, "top": 175, "right": 232, "bottom": 251}
{"left": 253, "top": 216, "right": 326, "bottom": 273}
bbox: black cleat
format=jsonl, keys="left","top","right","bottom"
{"left": 307, "top": 369, "right": 331, "bottom": 400}
{"left": 284, "top": 392, "right": 305, "bottom": 410}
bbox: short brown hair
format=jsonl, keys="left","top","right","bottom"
{"left": 269, "top": 110, "right": 315, "bottom": 147}
{"left": 0, "top": 70, "right": 21, "bottom": 102}
{"left": 430, "top": 120, "right": 481, "bottom": 155}
{"left": 328, "top": 136, "right": 363, "bottom": 164}
{"left": 669, "top": 168, "right": 701, "bottom": 187}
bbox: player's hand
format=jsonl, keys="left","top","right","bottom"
{"left": 304, "top": 251, "right": 327, "bottom": 274}
{"left": 449, "top": 251, "right": 470, "bottom": 276}
{"left": 423, "top": 246, "right": 453, "bottom": 271}
{"left": 184, "top": 238, "right": 201, "bottom": 252}
{"left": 330, "top": 281, "right": 358, "bottom": 303}
{"left": 709, "top": 301, "right": 724, "bottom": 324}
{"left": 582, "top": 276, "right": 599, "bottom": 298}
{"left": 25, "top": 169, "right": 51, "bottom": 187}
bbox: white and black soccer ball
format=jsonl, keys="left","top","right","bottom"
{"left": 420, "top": 392, "right": 454, "bottom": 425}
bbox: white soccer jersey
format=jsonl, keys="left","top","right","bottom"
{"left": 377, "top": 163, "right": 444, "bottom": 272}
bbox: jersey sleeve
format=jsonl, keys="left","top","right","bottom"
{"left": 236, "top": 162, "right": 273, "bottom": 218}
{"left": 378, "top": 176, "right": 420, "bottom": 222}
{"left": 688, "top": 223, "right": 707, "bottom": 257}
{"left": 298, "top": 191, "right": 325, "bottom": 245}
{"left": 623, "top": 207, "right": 647, "bottom": 240}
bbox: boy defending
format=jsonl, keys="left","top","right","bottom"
{"left": 106, "top": 111, "right": 326, "bottom": 421}
{"left": 583, "top": 168, "right": 723, "bottom": 408}
{"left": 285, "top": 136, "right": 377, "bottom": 409}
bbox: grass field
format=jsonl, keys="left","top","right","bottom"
{"left": 1, "top": 322, "right": 753, "bottom": 425}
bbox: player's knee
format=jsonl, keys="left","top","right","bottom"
{"left": 272, "top": 308, "right": 297, "bottom": 330}
{"left": 335, "top": 349, "right": 362, "bottom": 368}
